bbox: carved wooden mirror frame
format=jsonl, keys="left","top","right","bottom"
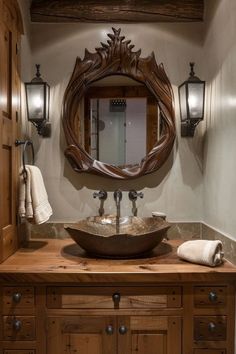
{"left": 62, "top": 28, "right": 176, "bottom": 179}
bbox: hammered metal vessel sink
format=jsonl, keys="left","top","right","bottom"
{"left": 64, "top": 215, "right": 170, "bottom": 258}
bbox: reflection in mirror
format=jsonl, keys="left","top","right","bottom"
{"left": 80, "top": 75, "right": 162, "bottom": 166}
{"left": 90, "top": 97, "right": 147, "bottom": 165}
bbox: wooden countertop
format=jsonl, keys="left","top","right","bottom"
{"left": 0, "top": 239, "right": 235, "bottom": 283}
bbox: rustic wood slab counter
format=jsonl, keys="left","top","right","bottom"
{"left": 0, "top": 238, "right": 235, "bottom": 283}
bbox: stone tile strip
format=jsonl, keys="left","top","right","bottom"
{"left": 202, "top": 223, "right": 236, "bottom": 265}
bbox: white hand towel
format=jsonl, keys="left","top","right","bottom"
{"left": 18, "top": 165, "right": 52, "bottom": 224}
{"left": 18, "top": 173, "right": 26, "bottom": 217}
{"left": 177, "top": 240, "right": 224, "bottom": 267}
{"left": 25, "top": 167, "right": 33, "bottom": 218}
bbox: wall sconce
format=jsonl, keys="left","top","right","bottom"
{"left": 178, "top": 62, "right": 205, "bottom": 137}
{"left": 25, "top": 64, "right": 51, "bottom": 137}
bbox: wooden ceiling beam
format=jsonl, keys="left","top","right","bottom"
{"left": 30, "top": 0, "right": 204, "bottom": 23}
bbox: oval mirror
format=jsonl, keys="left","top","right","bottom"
{"left": 63, "top": 28, "right": 176, "bottom": 179}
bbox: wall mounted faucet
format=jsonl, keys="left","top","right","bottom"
{"left": 128, "top": 189, "right": 144, "bottom": 216}
{"left": 93, "top": 190, "right": 107, "bottom": 216}
{"left": 114, "top": 189, "right": 122, "bottom": 234}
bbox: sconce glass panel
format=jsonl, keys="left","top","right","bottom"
{"left": 179, "top": 84, "right": 187, "bottom": 121}
{"left": 188, "top": 82, "right": 205, "bottom": 120}
{"left": 25, "top": 83, "right": 45, "bottom": 122}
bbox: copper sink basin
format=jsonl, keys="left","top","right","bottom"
{"left": 64, "top": 215, "right": 170, "bottom": 258}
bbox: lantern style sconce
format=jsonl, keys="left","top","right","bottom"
{"left": 25, "top": 64, "right": 51, "bottom": 137}
{"left": 178, "top": 63, "right": 205, "bottom": 137}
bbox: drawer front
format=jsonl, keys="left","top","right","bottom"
{"left": 194, "top": 286, "right": 226, "bottom": 307}
{"left": 3, "top": 287, "right": 35, "bottom": 309}
{"left": 194, "top": 316, "right": 227, "bottom": 341}
{"left": 4, "top": 351, "right": 35, "bottom": 354}
{"left": 47, "top": 286, "right": 181, "bottom": 309}
{"left": 194, "top": 350, "right": 226, "bottom": 354}
{"left": 3, "top": 316, "right": 36, "bottom": 341}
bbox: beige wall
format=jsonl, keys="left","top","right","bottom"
{"left": 202, "top": 0, "right": 236, "bottom": 240}
{"left": 20, "top": 7, "right": 206, "bottom": 223}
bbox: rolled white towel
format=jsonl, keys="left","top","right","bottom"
{"left": 177, "top": 240, "right": 224, "bottom": 267}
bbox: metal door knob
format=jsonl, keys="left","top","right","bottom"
{"left": 105, "top": 325, "right": 114, "bottom": 335}
{"left": 209, "top": 291, "right": 217, "bottom": 302}
{"left": 208, "top": 322, "right": 216, "bottom": 332}
{"left": 13, "top": 319, "right": 22, "bottom": 331}
{"left": 12, "top": 292, "right": 22, "bottom": 303}
{"left": 119, "top": 325, "right": 127, "bottom": 335}
{"left": 112, "top": 293, "right": 121, "bottom": 304}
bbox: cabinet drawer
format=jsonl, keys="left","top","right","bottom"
{"left": 4, "top": 351, "right": 35, "bottom": 354}
{"left": 3, "top": 287, "right": 35, "bottom": 309}
{"left": 194, "top": 286, "right": 226, "bottom": 307}
{"left": 194, "top": 350, "right": 226, "bottom": 354}
{"left": 194, "top": 316, "right": 227, "bottom": 341}
{"left": 47, "top": 286, "right": 181, "bottom": 309}
{"left": 3, "top": 316, "right": 36, "bottom": 341}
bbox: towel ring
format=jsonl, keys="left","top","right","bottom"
{"left": 15, "top": 140, "right": 35, "bottom": 183}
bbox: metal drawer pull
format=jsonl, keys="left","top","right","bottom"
{"left": 12, "top": 292, "right": 22, "bottom": 303}
{"left": 119, "top": 325, "right": 127, "bottom": 335}
{"left": 105, "top": 325, "right": 114, "bottom": 335}
{"left": 112, "top": 293, "right": 121, "bottom": 304}
{"left": 13, "top": 319, "right": 22, "bottom": 331}
{"left": 209, "top": 291, "right": 218, "bottom": 302}
{"left": 208, "top": 322, "right": 216, "bottom": 332}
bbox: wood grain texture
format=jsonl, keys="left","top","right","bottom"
{"left": 4, "top": 351, "right": 35, "bottom": 354}
{"left": 0, "top": 283, "right": 234, "bottom": 353}
{"left": 3, "top": 315, "right": 36, "bottom": 341}
{"left": 46, "top": 285, "right": 181, "bottom": 309}
{"left": 47, "top": 316, "right": 116, "bottom": 354}
{"left": 31, "top": 0, "right": 204, "bottom": 23}
{"left": 3, "top": 286, "right": 35, "bottom": 310}
{"left": 63, "top": 28, "right": 176, "bottom": 179}
{"left": 131, "top": 332, "right": 167, "bottom": 354}
{"left": 0, "top": 0, "right": 22, "bottom": 263}
{"left": 194, "top": 286, "right": 226, "bottom": 307}
{"left": 0, "top": 239, "right": 235, "bottom": 283}
{"left": 194, "top": 350, "right": 226, "bottom": 354}
{"left": 194, "top": 316, "right": 227, "bottom": 341}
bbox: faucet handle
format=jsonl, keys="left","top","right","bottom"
{"left": 128, "top": 190, "right": 144, "bottom": 201}
{"left": 93, "top": 190, "right": 107, "bottom": 200}
{"left": 137, "top": 191, "right": 144, "bottom": 199}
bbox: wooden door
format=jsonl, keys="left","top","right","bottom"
{"left": 47, "top": 316, "right": 117, "bottom": 354}
{"left": 0, "top": 0, "right": 22, "bottom": 261}
{"left": 118, "top": 316, "right": 182, "bottom": 354}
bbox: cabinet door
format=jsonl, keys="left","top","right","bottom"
{"left": 0, "top": 0, "right": 21, "bottom": 262}
{"left": 47, "top": 316, "right": 116, "bottom": 354}
{"left": 118, "top": 316, "right": 182, "bottom": 354}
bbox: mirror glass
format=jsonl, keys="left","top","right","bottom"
{"left": 78, "top": 75, "right": 162, "bottom": 166}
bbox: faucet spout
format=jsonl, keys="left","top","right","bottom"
{"left": 113, "top": 190, "right": 122, "bottom": 233}
{"left": 114, "top": 189, "right": 122, "bottom": 206}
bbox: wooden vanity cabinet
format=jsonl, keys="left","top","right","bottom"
{"left": 0, "top": 282, "right": 234, "bottom": 354}
{"left": 46, "top": 286, "right": 182, "bottom": 354}
{"left": 0, "top": 240, "right": 234, "bottom": 354}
